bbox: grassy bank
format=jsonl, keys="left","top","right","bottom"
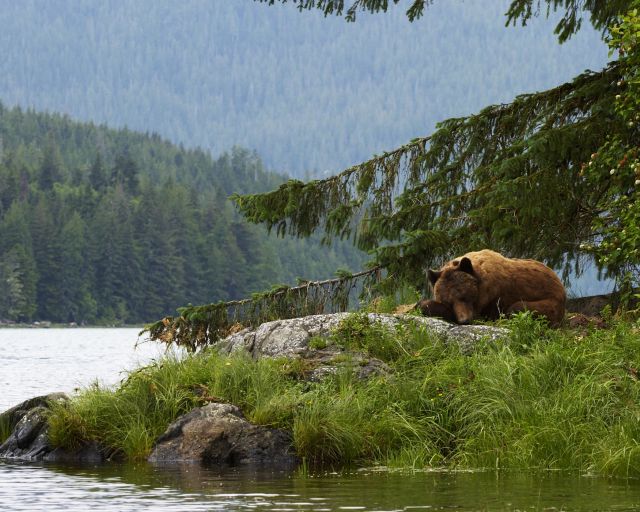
{"left": 46, "top": 312, "right": 640, "bottom": 476}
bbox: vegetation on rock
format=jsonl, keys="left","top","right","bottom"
{"left": 48, "top": 313, "right": 640, "bottom": 476}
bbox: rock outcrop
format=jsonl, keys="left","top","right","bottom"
{"left": 2, "top": 313, "right": 509, "bottom": 466}
{"left": 219, "top": 312, "right": 508, "bottom": 359}
{"left": 148, "top": 403, "right": 297, "bottom": 468}
{"left": 0, "top": 393, "right": 104, "bottom": 463}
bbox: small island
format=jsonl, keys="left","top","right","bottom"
{"left": 2, "top": 296, "right": 639, "bottom": 477}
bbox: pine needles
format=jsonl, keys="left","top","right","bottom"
{"left": 232, "top": 63, "right": 623, "bottom": 286}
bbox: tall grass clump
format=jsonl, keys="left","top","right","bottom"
{"left": 291, "top": 368, "right": 439, "bottom": 467}
{"left": 291, "top": 319, "right": 470, "bottom": 468}
{"left": 451, "top": 314, "right": 640, "bottom": 475}
{"left": 47, "top": 350, "right": 301, "bottom": 460}
{"left": 0, "top": 414, "right": 12, "bottom": 444}
{"left": 46, "top": 312, "right": 640, "bottom": 476}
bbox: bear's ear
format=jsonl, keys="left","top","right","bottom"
{"left": 427, "top": 269, "right": 441, "bottom": 286}
{"left": 459, "top": 257, "right": 474, "bottom": 274}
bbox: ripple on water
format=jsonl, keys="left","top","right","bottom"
{"left": 3, "top": 461, "right": 640, "bottom": 512}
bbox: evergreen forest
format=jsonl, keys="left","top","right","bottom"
{"left": 0, "top": 104, "right": 363, "bottom": 325}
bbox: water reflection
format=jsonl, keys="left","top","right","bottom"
{"left": 2, "top": 461, "right": 640, "bottom": 511}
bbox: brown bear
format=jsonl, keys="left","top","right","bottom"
{"left": 417, "top": 249, "right": 566, "bottom": 326}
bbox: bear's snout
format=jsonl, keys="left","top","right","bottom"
{"left": 452, "top": 302, "right": 474, "bottom": 325}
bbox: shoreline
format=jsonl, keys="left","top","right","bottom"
{"left": 0, "top": 322, "right": 145, "bottom": 329}
{"left": 2, "top": 311, "right": 639, "bottom": 476}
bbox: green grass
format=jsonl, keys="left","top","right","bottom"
{"left": 47, "top": 312, "right": 640, "bottom": 476}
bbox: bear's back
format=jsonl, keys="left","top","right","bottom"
{"left": 448, "top": 249, "right": 565, "bottom": 313}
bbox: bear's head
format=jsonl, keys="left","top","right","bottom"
{"left": 427, "top": 257, "right": 479, "bottom": 325}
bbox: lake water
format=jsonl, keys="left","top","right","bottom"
{"left": 2, "top": 328, "right": 640, "bottom": 511}
{"left": 0, "top": 328, "right": 164, "bottom": 411}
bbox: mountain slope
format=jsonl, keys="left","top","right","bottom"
{"left": 0, "top": 0, "right": 609, "bottom": 177}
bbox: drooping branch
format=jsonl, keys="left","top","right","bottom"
{"left": 505, "top": 0, "right": 630, "bottom": 42}
{"left": 255, "top": 0, "right": 628, "bottom": 41}
{"left": 254, "top": 0, "right": 432, "bottom": 22}
{"left": 143, "top": 267, "right": 380, "bottom": 351}
{"left": 234, "top": 63, "right": 624, "bottom": 284}
{"left": 231, "top": 136, "right": 428, "bottom": 245}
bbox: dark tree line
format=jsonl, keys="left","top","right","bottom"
{"left": 0, "top": 104, "right": 364, "bottom": 324}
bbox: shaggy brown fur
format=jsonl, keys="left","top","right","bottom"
{"left": 418, "top": 249, "right": 566, "bottom": 326}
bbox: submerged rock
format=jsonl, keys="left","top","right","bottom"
{"left": 0, "top": 394, "right": 103, "bottom": 463}
{"left": 148, "top": 403, "right": 297, "bottom": 468}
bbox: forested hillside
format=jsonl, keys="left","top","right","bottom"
{"left": 0, "top": 104, "right": 363, "bottom": 324}
{"left": 0, "top": 0, "right": 608, "bottom": 177}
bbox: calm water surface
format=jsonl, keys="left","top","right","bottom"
{"left": 0, "top": 328, "right": 163, "bottom": 410}
{"left": 2, "top": 328, "right": 640, "bottom": 511}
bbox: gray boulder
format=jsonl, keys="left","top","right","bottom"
{"left": 0, "top": 394, "right": 103, "bottom": 463}
{"left": 219, "top": 313, "right": 508, "bottom": 359}
{"left": 0, "top": 392, "right": 67, "bottom": 435}
{"left": 148, "top": 403, "right": 297, "bottom": 468}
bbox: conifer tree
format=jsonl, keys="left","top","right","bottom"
{"left": 37, "top": 143, "right": 63, "bottom": 192}
{"left": 89, "top": 152, "right": 108, "bottom": 192}
{"left": 111, "top": 150, "right": 140, "bottom": 196}
{"left": 146, "top": 0, "right": 640, "bottom": 350}
{"left": 59, "top": 212, "right": 95, "bottom": 323}
{"left": 30, "top": 195, "right": 65, "bottom": 320}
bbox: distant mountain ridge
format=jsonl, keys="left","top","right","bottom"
{"left": 0, "top": 0, "right": 609, "bottom": 177}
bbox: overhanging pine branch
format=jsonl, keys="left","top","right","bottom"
{"left": 233, "top": 63, "right": 623, "bottom": 278}
{"left": 143, "top": 267, "right": 381, "bottom": 351}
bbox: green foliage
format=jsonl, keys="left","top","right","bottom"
{"left": 330, "top": 313, "right": 408, "bottom": 361}
{"left": 48, "top": 316, "right": 640, "bottom": 475}
{"left": 582, "top": 3, "right": 640, "bottom": 295}
{"left": 497, "top": 310, "right": 553, "bottom": 353}
{"left": 308, "top": 336, "right": 328, "bottom": 350}
{"left": 363, "top": 284, "right": 421, "bottom": 313}
{"left": 505, "top": 0, "right": 630, "bottom": 43}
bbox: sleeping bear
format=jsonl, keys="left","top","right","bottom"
{"left": 417, "top": 249, "right": 566, "bottom": 326}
